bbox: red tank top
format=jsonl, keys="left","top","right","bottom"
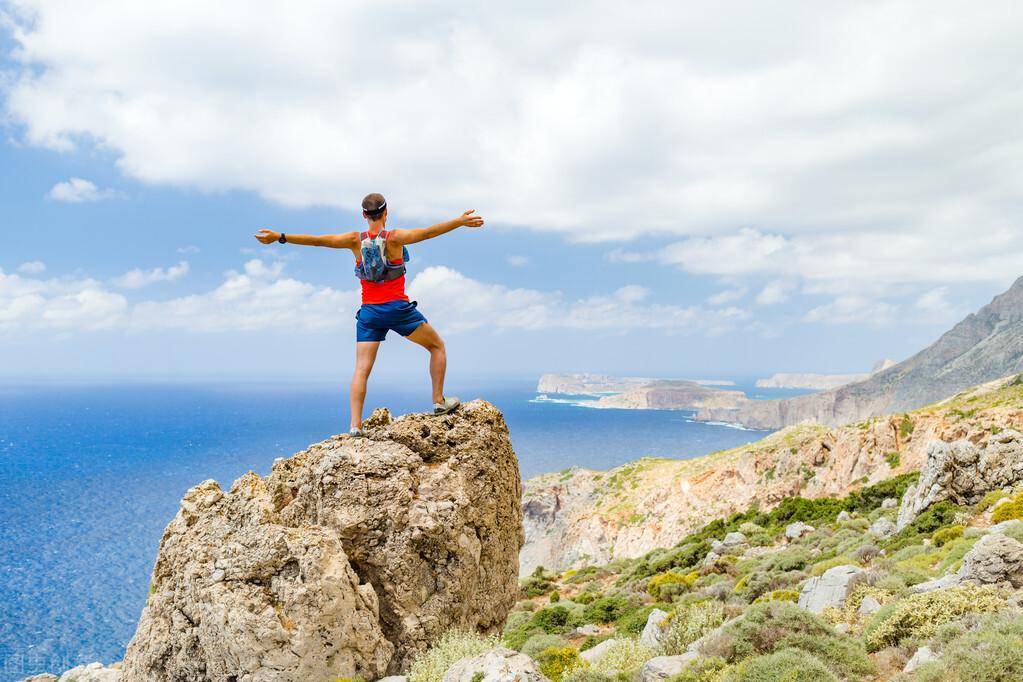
{"left": 359, "top": 258, "right": 409, "bottom": 304}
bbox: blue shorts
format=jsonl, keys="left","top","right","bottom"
{"left": 356, "top": 300, "right": 428, "bottom": 342}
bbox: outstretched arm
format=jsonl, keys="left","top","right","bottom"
{"left": 389, "top": 210, "right": 484, "bottom": 246}
{"left": 253, "top": 229, "right": 358, "bottom": 249}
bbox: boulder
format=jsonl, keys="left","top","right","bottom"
{"left": 638, "top": 654, "right": 700, "bottom": 682}
{"left": 785, "top": 521, "right": 814, "bottom": 540}
{"left": 869, "top": 517, "right": 897, "bottom": 539}
{"left": 22, "top": 675, "right": 59, "bottom": 682}
{"left": 903, "top": 646, "right": 938, "bottom": 673}
{"left": 958, "top": 533, "right": 1023, "bottom": 587}
{"left": 986, "top": 519, "right": 1023, "bottom": 535}
{"left": 122, "top": 401, "right": 524, "bottom": 680}
{"left": 56, "top": 664, "right": 121, "bottom": 682}
{"left": 857, "top": 595, "right": 882, "bottom": 615}
{"left": 836, "top": 511, "right": 853, "bottom": 523}
{"left": 442, "top": 648, "right": 547, "bottom": 682}
{"left": 797, "top": 565, "right": 863, "bottom": 613}
{"left": 580, "top": 638, "right": 619, "bottom": 664}
{"left": 897, "top": 432, "right": 1023, "bottom": 529}
{"left": 881, "top": 497, "right": 898, "bottom": 509}
{"left": 909, "top": 573, "right": 962, "bottom": 594}
{"left": 639, "top": 608, "right": 670, "bottom": 648}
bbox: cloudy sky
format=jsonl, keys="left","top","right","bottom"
{"left": 2, "top": 1, "right": 1022, "bottom": 381}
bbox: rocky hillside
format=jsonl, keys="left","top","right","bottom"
{"left": 523, "top": 375, "right": 1023, "bottom": 574}
{"left": 46, "top": 401, "right": 525, "bottom": 682}
{"left": 755, "top": 360, "right": 895, "bottom": 391}
{"left": 697, "top": 276, "right": 1023, "bottom": 428}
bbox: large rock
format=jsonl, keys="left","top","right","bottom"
{"left": 638, "top": 654, "right": 700, "bottom": 682}
{"left": 442, "top": 648, "right": 546, "bottom": 682}
{"left": 56, "top": 664, "right": 121, "bottom": 682}
{"left": 958, "top": 533, "right": 1023, "bottom": 587}
{"left": 903, "top": 646, "right": 938, "bottom": 673}
{"left": 785, "top": 521, "right": 814, "bottom": 540}
{"left": 639, "top": 608, "right": 670, "bottom": 648}
{"left": 898, "top": 431, "right": 1023, "bottom": 529}
{"left": 580, "top": 638, "right": 619, "bottom": 664}
{"left": 869, "top": 517, "right": 897, "bottom": 539}
{"left": 122, "top": 401, "right": 524, "bottom": 681}
{"left": 797, "top": 565, "right": 862, "bottom": 614}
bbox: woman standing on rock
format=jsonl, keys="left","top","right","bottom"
{"left": 254, "top": 193, "right": 484, "bottom": 435}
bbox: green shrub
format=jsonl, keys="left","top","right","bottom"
{"left": 933, "top": 614, "right": 1023, "bottom": 682}
{"left": 905, "top": 501, "right": 965, "bottom": 535}
{"left": 589, "top": 637, "right": 656, "bottom": 676}
{"left": 579, "top": 634, "right": 612, "bottom": 652}
{"left": 561, "top": 669, "right": 616, "bottom": 682}
{"left": 614, "top": 605, "right": 658, "bottom": 636}
{"left": 536, "top": 646, "right": 584, "bottom": 682}
{"left": 730, "top": 648, "right": 837, "bottom": 682}
{"left": 573, "top": 590, "right": 598, "bottom": 605}
{"left": 932, "top": 524, "right": 965, "bottom": 547}
{"left": 899, "top": 414, "right": 915, "bottom": 438}
{"left": 766, "top": 547, "right": 810, "bottom": 572}
{"left": 669, "top": 656, "right": 728, "bottom": 682}
{"left": 843, "top": 472, "right": 919, "bottom": 513}
{"left": 550, "top": 591, "right": 561, "bottom": 603}
{"left": 732, "top": 572, "right": 772, "bottom": 602}
{"left": 863, "top": 584, "right": 1005, "bottom": 651}
{"left": 706, "top": 601, "right": 871, "bottom": 679}
{"left": 408, "top": 630, "right": 500, "bottom": 682}
{"left": 752, "top": 589, "right": 799, "bottom": 604}
{"left": 531, "top": 606, "right": 573, "bottom": 633}
{"left": 991, "top": 492, "right": 1023, "bottom": 523}
{"left": 647, "top": 570, "right": 698, "bottom": 599}
{"left": 521, "top": 633, "right": 569, "bottom": 659}
{"left": 583, "top": 596, "right": 631, "bottom": 624}
{"left": 885, "top": 451, "right": 901, "bottom": 469}
{"left": 975, "top": 489, "right": 1009, "bottom": 513}
{"left": 661, "top": 600, "right": 725, "bottom": 655}
{"left": 522, "top": 566, "right": 556, "bottom": 597}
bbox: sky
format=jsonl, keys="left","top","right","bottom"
{"left": 1, "top": 1, "right": 1022, "bottom": 382}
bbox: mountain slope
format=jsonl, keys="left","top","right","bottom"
{"left": 696, "top": 276, "right": 1023, "bottom": 429}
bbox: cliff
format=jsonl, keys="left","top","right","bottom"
{"left": 522, "top": 374, "right": 1023, "bottom": 573}
{"left": 697, "top": 277, "right": 1023, "bottom": 428}
{"left": 121, "top": 401, "right": 524, "bottom": 681}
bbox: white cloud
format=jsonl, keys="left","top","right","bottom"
{"left": 756, "top": 280, "right": 794, "bottom": 305}
{"left": 708, "top": 287, "right": 746, "bottom": 306}
{"left": 0, "top": 267, "right": 127, "bottom": 332}
{"left": 803, "top": 295, "right": 899, "bottom": 326}
{"left": 46, "top": 177, "right": 120, "bottom": 203}
{"left": 17, "top": 260, "right": 46, "bottom": 274}
{"left": 5, "top": 1, "right": 1022, "bottom": 247}
{"left": 506, "top": 255, "right": 529, "bottom": 267}
{"left": 915, "top": 286, "right": 950, "bottom": 313}
{"left": 177, "top": 245, "right": 200, "bottom": 254}
{"left": 112, "top": 261, "right": 190, "bottom": 289}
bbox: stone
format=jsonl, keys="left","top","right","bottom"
{"left": 121, "top": 401, "right": 524, "bottom": 680}
{"left": 910, "top": 574, "right": 962, "bottom": 593}
{"left": 869, "top": 517, "right": 897, "bottom": 539}
{"left": 639, "top": 608, "right": 670, "bottom": 648}
{"left": 958, "top": 533, "right": 1023, "bottom": 587}
{"left": 442, "top": 648, "right": 546, "bottom": 682}
{"left": 701, "top": 551, "right": 721, "bottom": 567}
{"left": 881, "top": 497, "right": 898, "bottom": 509}
{"left": 721, "top": 531, "right": 748, "bottom": 548}
{"left": 56, "top": 663, "right": 121, "bottom": 682}
{"left": 785, "top": 521, "right": 814, "bottom": 540}
{"left": 837, "top": 511, "right": 853, "bottom": 523}
{"left": 903, "top": 646, "right": 938, "bottom": 673}
{"left": 22, "top": 675, "right": 59, "bottom": 682}
{"left": 857, "top": 595, "right": 882, "bottom": 615}
{"left": 897, "top": 432, "right": 1023, "bottom": 530}
{"left": 638, "top": 654, "right": 700, "bottom": 682}
{"left": 797, "top": 565, "right": 863, "bottom": 613}
{"left": 574, "top": 624, "right": 601, "bottom": 636}
{"left": 580, "top": 638, "right": 619, "bottom": 664}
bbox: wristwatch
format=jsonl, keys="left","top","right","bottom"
{"left": 278, "top": 233, "right": 287, "bottom": 244}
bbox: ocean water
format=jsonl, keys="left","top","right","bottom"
{"left": 0, "top": 378, "right": 803, "bottom": 680}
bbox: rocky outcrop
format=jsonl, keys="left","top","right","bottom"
{"left": 639, "top": 608, "right": 670, "bottom": 648}
{"left": 588, "top": 381, "right": 747, "bottom": 410}
{"left": 897, "top": 429, "right": 1023, "bottom": 529}
{"left": 697, "top": 276, "right": 1023, "bottom": 429}
{"left": 638, "top": 654, "right": 699, "bottom": 682}
{"left": 122, "top": 401, "right": 524, "bottom": 681}
{"left": 797, "top": 565, "right": 862, "bottom": 614}
{"left": 442, "top": 648, "right": 546, "bottom": 682}
{"left": 959, "top": 533, "right": 1023, "bottom": 588}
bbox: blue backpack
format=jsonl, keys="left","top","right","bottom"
{"left": 354, "top": 230, "right": 409, "bottom": 282}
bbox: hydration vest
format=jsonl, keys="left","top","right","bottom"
{"left": 354, "top": 230, "right": 410, "bottom": 282}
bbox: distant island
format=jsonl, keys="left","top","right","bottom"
{"left": 536, "top": 373, "right": 744, "bottom": 411}
{"left": 755, "top": 359, "right": 896, "bottom": 390}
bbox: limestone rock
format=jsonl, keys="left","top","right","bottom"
{"left": 903, "top": 646, "right": 938, "bottom": 673}
{"left": 785, "top": 521, "right": 814, "bottom": 540}
{"left": 580, "top": 638, "right": 619, "bottom": 664}
{"left": 897, "top": 431, "right": 1023, "bottom": 529}
{"left": 986, "top": 519, "right": 1023, "bottom": 535}
{"left": 638, "top": 654, "right": 700, "bottom": 682}
{"left": 857, "top": 595, "right": 882, "bottom": 615}
{"left": 958, "top": 533, "right": 1023, "bottom": 587}
{"left": 22, "top": 675, "right": 59, "bottom": 682}
{"left": 869, "top": 517, "right": 897, "bottom": 539}
{"left": 573, "top": 624, "right": 601, "bottom": 636}
{"left": 797, "top": 565, "right": 862, "bottom": 613}
{"left": 639, "top": 608, "right": 670, "bottom": 648}
{"left": 122, "top": 400, "right": 524, "bottom": 680}
{"left": 881, "top": 497, "right": 898, "bottom": 509}
{"left": 836, "top": 511, "right": 853, "bottom": 523}
{"left": 56, "top": 663, "right": 121, "bottom": 682}
{"left": 442, "top": 648, "right": 547, "bottom": 682}
{"left": 712, "top": 532, "right": 748, "bottom": 554}
{"left": 909, "top": 573, "right": 962, "bottom": 593}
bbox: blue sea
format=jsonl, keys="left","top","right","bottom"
{"left": 0, "top": 378, "right": 804, "bottom": 680}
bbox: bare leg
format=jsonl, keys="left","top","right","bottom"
{"left": 349, "top": 341, "right": 380, "bottom": 430}
{"left": 405, "top": 323, "right": 446, "bottom": 405}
